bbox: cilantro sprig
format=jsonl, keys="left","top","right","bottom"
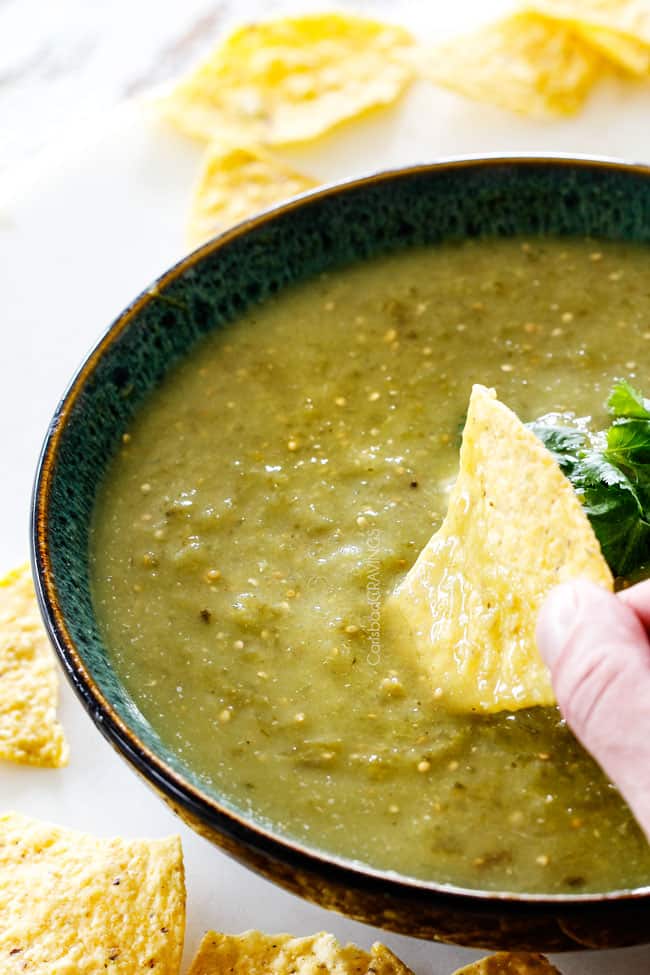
{"left": 529, "top": 380, "right": 650, "bottom": 578}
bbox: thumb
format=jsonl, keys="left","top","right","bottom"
{"left": 537, "top": 579, "right": 650, "bottom": 842}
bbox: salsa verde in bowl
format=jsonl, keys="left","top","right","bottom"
{"left": 33, "top": 156, "right": 650, "bottom": 950}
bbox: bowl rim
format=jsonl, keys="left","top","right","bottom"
{"left": 32, "top": 152, "right": 650, "bottom": 908}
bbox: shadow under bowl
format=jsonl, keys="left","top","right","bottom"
{"left": 32, "top": 155, "right": 650, "bottom": 952}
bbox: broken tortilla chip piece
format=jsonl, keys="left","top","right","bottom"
{"left": 188, "top": 143, "right": 317, "bottom": 246}
{"left": 385, "top": 385, "right": 613, "bottom": 713}
{"left": 523, "top": 0, "right": 650, "bottom": 74}
{"left": 418, "top": 11, "right": 603, "bottom": 117}
{"left": 0, "top": 812, "right": 185, "bottom": 974}
{"left": 452, "top": 952, "right": 562, "bottom": 974}
{"left": 161, "top": 14, "right": 414, "bottom": 147}
{"left": 187, "top": 931, "right": 414, "bottom": 975}
{"left": 0, "top": 563, "right": 68, "bottom": 767}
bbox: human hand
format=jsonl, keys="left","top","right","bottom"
{"left": 537, "top": 578, "right": 650, "bottom": 842}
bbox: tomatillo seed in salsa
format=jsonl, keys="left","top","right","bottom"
{"left": 90, "top": 237, "right": 650, "bottom": 894}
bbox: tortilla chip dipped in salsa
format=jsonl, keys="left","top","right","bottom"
{"left": 386, "top": 384, "right": 613, "bottom": 713}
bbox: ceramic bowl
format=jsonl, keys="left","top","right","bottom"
{"left": 32, "top": 155, "right": 650, "bottom": 952}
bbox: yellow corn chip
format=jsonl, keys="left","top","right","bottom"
{"left": 0, "top": 812, "right": 185, "bottom": 974}
{"left": 385, "top": 385, "right": 613, "bottom": 713}
{"left": 368, "top": 944, "right": 416, "bottom": 975}
{"left": 0, "top": 564, "right": 68, "bottom": 766}
{"left": 577, "top": 22, "right": 650, "bottom": 72}
{"left": 188, "top": 931, "right": 414, "bottom": 975}
{"left": 452, "top": 953, "right": 562, "bottom": 974}
{"left": 523, "top": 0, "right": 650, "bottom": 74}
{"left": 419, "top": 12, "right": 603, "bottom": 117}
{"left": 188, "top": 143, "right": 317, "bottom": 246}
{"left": 161, "top": 14, "right": 414, "bottom": 146}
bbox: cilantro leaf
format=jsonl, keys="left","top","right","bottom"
{"left": 571, "top": 453, "right": 650, "bottom": 577}
{"left": 528, "top": 382, "right": 650, "bottom": 578}
{"left": 605, "top": 420, "right": 650, "bottom": 479}
{"left": 607, "top": 379, "right": 650, "bottom": 420}
{"left": 526, "top": 423, "right": 584, "bottom": 477}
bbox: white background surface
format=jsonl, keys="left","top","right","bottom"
{"left": 2, "top": 1, "right": 650, "bottom": 971}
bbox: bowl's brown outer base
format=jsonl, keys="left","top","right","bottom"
{"left": 162, "top": 792, "right": 649, "bottom": 952}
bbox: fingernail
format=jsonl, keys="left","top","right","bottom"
{"left": 536, "top": 581, "right": 581, "bottom": 668}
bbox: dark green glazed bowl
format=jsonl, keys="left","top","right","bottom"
{"left": 33, "top": 156, "right": 650, "bottom": 952}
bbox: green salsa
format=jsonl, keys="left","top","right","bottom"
{"left": 90, "top": 237, "right": 650, "bottom": 894}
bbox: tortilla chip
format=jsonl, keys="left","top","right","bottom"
{"left": 385, "top": 385, "right": 613, "bottom": 713}
{"left": 0, "top": 564, "right": 68, "bottom": 766}
{"left": 188, "top": 143, "right": 317, "bottom": 246}
{"left": 576, "top": 22, "right": 650, "bottom": 72}
{"left": 187, "top": 931, "right": 414, "bottom": 975}
{"left": 452, "top": 953, "right": 562, "bottom": 974}
{"left": 523, "top": 0, "right": 650, "bottom": 74}
{"left": 161, "top": 14, "right": 414, "bottom": 146}
{"left": 0, "top": 812, "right": 185, "bottom": 974}
{"left": 419, "top": 12, "right": 602, "bottom": 117}
{"left": 367, "top": 944, "right": 416, "bottom": 975}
